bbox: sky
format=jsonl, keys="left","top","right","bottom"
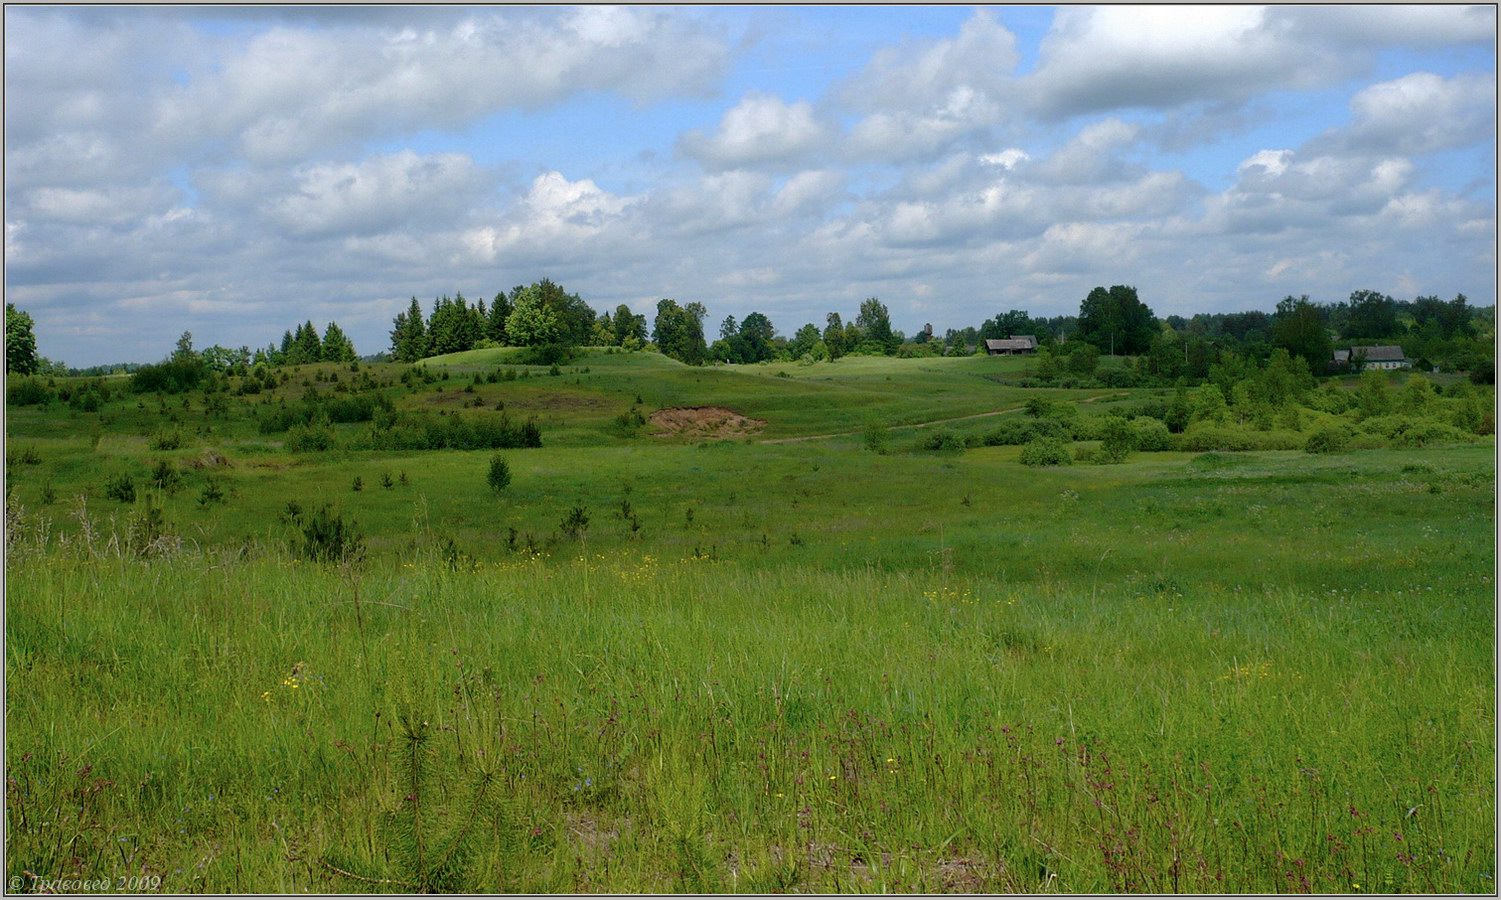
{"left": 4, "top": 5, "right": 1496, "bottom": 367}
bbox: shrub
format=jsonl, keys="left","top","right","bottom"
{"left": 198, "top": 477, "right": 226, "bottom": 506}
{"left": 1020, "top": 437, "right": 1072, "bottom": 466}
{"left": 558, "top": 504, "right": 589, "bottom": 539}
{"left": 6, "top": 377, "right": 53, "bottom": 406}
{"left": 285, "top": 423, "right": 337, "bottom": 452}
{"left": 105, "top": 472, "right": 137, "bottom": 503}
{"left": 1098, "top": 417, "right": 1137, "bottom": 464}
{"left": 1132, "top": 417, "right": 1173, "bottom": 452}
{"left": 150, "top": 430, "right": 184, "bottom": 451}
{"left": 486, "top": 455, "right": 512, "bottom": 493}
{"left": 1178, "top": 425, "right": 1303, "bottom": 452}
{"left": 150, "top": 459, "right": 182, "bottom": 494}
{"left": 130, "top": 357, "right": 206, "bottom": 394}
{"left": 1359, "top": 415, "right": 1475, "bottom": 447}
{"left": 297, "top": 505, "right": 365, "bottom": 564}
{"left": 863, "top": 420, "right": 889, "bottom": 454}
{"left": 352, "top": 412, "right": 542, "bottom": 452}
{"left": 1304, "top": 425, "right": 1352, "bottom": 454}
{"left": 921, "top": 429, "right": 964, "bottom": 452}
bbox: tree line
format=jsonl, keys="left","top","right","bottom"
{"left": 5, "top": 283, "right": 1494, "bottom": 384}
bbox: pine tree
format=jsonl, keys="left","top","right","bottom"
{"left": 391, "top": 297, "right": 429, "bottom": 363}
{"left": 486, "top": 292, "right": 511, "bottom": 344}
{"left": 322, "top": 321, "right": 357, "bottom": 362}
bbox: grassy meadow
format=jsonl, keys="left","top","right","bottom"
{"left": 4, "top": 348, "right": 1495, "bottom": 893}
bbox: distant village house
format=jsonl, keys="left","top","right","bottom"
{"left": 984, "top": 335, "right": 1039, "bottom": 355}
{"left": 1334, "top": 345, "right": 1410, "bottom": 370}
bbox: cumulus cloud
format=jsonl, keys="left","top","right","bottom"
{"left": 1312, "top": 72, "right": 1496, "bottom": 157}
{"left": 839, "top": 10, "right": 1021, "bottom": 162}
{"left": 1027, "top": 7, "right": 1335, "bottom": 118}
{"left": 146, "top": 8, "right": 732, "bottom": 163}
{"left": 3, "top": 7, "right": 1494, "bottom": 366}
{"left": 267, "top": 151, "right": 489, "bottom": 238}
{"left": 678, "top": 93, "right": 832, "bottom": 170}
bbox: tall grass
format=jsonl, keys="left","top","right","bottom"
{"left": 6, "top": 548, "right": 1492, "bottom": 892}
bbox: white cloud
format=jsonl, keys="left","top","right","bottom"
{"left": 149, "top": 9, "right": 731, "bottom": 163}
{"left": 679, "top": 93, "right": 831, "bottom": 170}
{"left": 267, "top": 150, "right": 488, "bottom": 238}
{"left": 839, "top": 11, "right": 1021, "bottom": 162}
{"left": 1318, "top": 72, "right": 1496, "bottom": 156}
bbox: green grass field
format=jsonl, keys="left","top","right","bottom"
{"left": 5, "top": 349, "right": 1495, "bottom": 892}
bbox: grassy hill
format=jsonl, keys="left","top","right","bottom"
{"left": 4, "top": 349, "right": 1495, "bottom": 892}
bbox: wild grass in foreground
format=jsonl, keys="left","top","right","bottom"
{"left": 6, "top": 548, "right": 1493, "bottom": 893}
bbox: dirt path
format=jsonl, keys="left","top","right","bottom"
{"left": 756, "top": 393, "right": 1111, "bottom": 445}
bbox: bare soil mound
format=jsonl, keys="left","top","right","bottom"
{"left": 648, "top": 406, "right": 766, "bottom": 439}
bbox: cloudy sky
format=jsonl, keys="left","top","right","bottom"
{"left": 4, "top": 5, "right": 1496, "bottom": 366}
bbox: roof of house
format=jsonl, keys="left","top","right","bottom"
{"left": 1010, "top": 334, "right": 1038, "bottom": 348}
{"left": 1354, "top": 345, "right": 1406, "bottom": 362}
{"left": 1333, "top": 349, "right": 1351, "bottom": 362}
{"left": 985, "top": 338, "right": 1035, "bottom": 351}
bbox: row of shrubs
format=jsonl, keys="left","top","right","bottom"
{"left": 283, "top": 411, "right": 544, "bottom": 452}
{"left": 257, "top": 393, "right": 391, "bottom": 433}
{"left": 927, "top": 410, "right": 1480, "bottom": 464}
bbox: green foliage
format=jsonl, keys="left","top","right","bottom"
{"left": 1131, "top": 416, "right": 1173, "bottom": 451}
{"left": 131, "top": 356, "right": 207, "bottom": 394}
{"left": 1304, "top": 425, "right": 1352, "bottom": 454}
{"left": 1076, "top": 285, "right": 1156, "bottom": 355}
{"left": 285, "top": 423, "right": 337, "bottom": 452}
{"left": 5, "top": 303, "right": 38, "bottom": 374}
{"left": 486, "top": 455, "right": 512, "bottom": 493}
{"left": 322, "top": 716, "right": 495, "bottom": 893}
{"left": 862, "top": 419, "right": 889, "bottom": 454}
{"left": 150, "top": 459, "right": 182, "bottom": 494}
{"left": 1096, "top": 416, "right": 1136, "bottom": 463}
{"left": 320, "top": 321, "right": 357, "bottom": 362}
{"left": 198, "top": 476, "right": 227, "bottom": 506}
{"left": 920, "top": 429, "right": 964, "bottom": 452}
{"left": 1019, "top": 436, "right": 1072, "bottom": 466}
{"left": 558, "top": 504, "right": 590, "bottom": 539}
{"left": 7, "top": 377, "right": 53, "bottom": 407}
{"left": 104, "top": 471, "right": 137, "bottom": 503}
{"left": 1355, "top": 370, "right": 1393, "bottom": 419}
{"left": 653, "top": 299, "right": 709, "bottom": 366}
{"left": 296, "top": 504, "right": 365, "bottom": 563}
{"left": 1358, "top": 415, "right": 1475, "bottom": 448}
{"left": 1272, "top": 295, "right": 1332, "bottom": 370}
{"left": 1178, "top": 425, "right": 1304, "bottom": 452}
{"left": 352, "top": 412, "right": 541, "bottom": 452}
{"left": 505, "top": 289, "right": 562, "bottom": 347}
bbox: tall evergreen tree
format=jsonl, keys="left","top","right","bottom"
{"left": 322, "top": 321, "right": 357, "bottom": 362}
{"left": 390, "top": 297, "right": 430, "bottom": 362}
{"left": 486, "top": 292, "right": 512, "bottom": 343}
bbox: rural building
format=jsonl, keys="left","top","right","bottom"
{"left": 1335, "top": 345, "right": 1410, "bottom": 370}
{"left": 1332, "top": 349, "right": 1351, "bottom": 365}
{"left": 985, "top": 335, "right": 1039, "bottom": 355}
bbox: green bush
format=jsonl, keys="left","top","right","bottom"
{"left": 1019, "top": 437, "right": 1072, "bottom": 466}
{"left": 285, "top": 423, "right": 337, "bottom": 452}
{"left": 297, "top": 505, "right": 365, "bottom": 564}
{"left": 920, "top": 429, "right": 964, "bottom": 452}
{"left": 6, "top": 377, "right": 53, "bottom": 407}
{"left": 104, "top": 472, "right": 137, "bottom": 503}
{"left": 1098, "top": 417, "right": 1137, "bottom": 464}
{"left": 486, "top": 454, "right": 512, "bottom": 493}
{"left": 1132, "top": 417, "right": 1173, "bottom": 452}
{"left": 1304, "top": 425, "right": 1352, "bottom": 454}
{"left": 1359, "top": 415, "right": 1475, "bottom": 448}
{"left": 1178, "top": 425, "right": 1303, "bottom": 452}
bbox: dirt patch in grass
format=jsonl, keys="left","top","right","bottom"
{"left": 648, "top": 406, "right": 766, "bottom": 439}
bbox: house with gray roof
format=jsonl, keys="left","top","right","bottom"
{"left": 1336, "top": 345, "right": 1410, "bottom": 370}
{"left": 984, "top": 335, "right": 1038, "bottom": 355}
